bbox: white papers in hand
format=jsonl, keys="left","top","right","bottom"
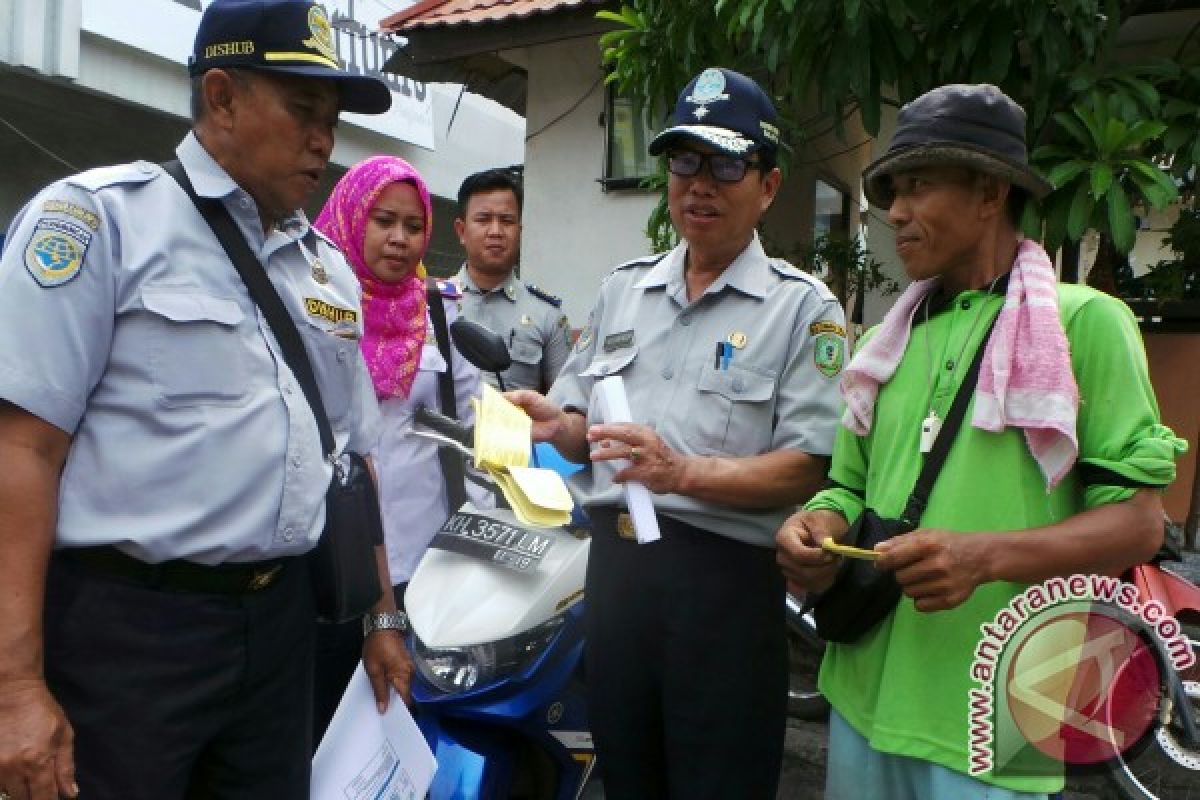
{"left": 591, "top": 376, "right": 661, "bottom": 544}
{"left": 312, "top": 663, "right": 436, "bottom": 800}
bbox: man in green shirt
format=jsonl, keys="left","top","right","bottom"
{"left": 777, "top": 84, "right": 1184, "bottom": 798}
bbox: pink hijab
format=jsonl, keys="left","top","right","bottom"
{"left": 314, "top": 156, "right": 432, "bottom": 400}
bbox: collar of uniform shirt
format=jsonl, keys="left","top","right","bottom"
{"left": 178, "top": 132, "right": 241, "bottom": 201}
{"left": 634, "top": 232, "right": 770, "bottom": 299}
{"left": 456, "top": 266, "right": 518, "bottom": 300}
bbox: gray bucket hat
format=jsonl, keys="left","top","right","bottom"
{"left": 862, "top": 84, "right": 1052, "bottom": 208}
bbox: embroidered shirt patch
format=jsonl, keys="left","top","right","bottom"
{"left": 24, "top": 218, "right": 92, "bottom": 287}
{"left": 814, "top": 333, "right": 845, "bottom": 378}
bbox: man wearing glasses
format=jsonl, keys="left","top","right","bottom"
{"left": 508, "top": 67, "right": 845, "bottom": 798}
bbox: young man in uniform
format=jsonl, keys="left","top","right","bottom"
{"left": 0, "top": 2, "right": 412, "bottom": 797}
{"left": 509, "top": 68, "right": 846, "bottom": 798}
{"left": 452, "top": 168, "right": 571, "bottom": 391}
{"left": 777, "top": 83, "right": 1183, "bottom": 799}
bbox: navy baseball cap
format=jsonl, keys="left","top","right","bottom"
{"left": 189, "top": 0, "right": 391, "bottom": 115}
{"left": 648, "top": 67, "right": 780, "bottom": 158}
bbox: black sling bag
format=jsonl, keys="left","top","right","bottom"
{"left": 425, "top": 281, "right": 468, "bottom": 512}
{"left": 813, "top": 311, "right": 998, "bottom": 643}
{"left": 162, "top": 160, "right": 383, "bottom": 624}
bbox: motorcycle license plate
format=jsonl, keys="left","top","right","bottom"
{"left": 430, "top": 511, "right": 556, "bottom": 573}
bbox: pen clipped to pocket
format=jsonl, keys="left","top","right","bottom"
{"left": 713, "top": 340, "right": 734, "bottom": 371}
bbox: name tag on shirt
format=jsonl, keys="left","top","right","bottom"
{"left": 603, "top": 330, "right": 635, "bottom": 352}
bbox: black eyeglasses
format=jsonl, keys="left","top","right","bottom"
{"left": 666, "top": 151, "right": 761, "bottom": 183}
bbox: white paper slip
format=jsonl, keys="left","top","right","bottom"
{"left": 591, "top": 376, "right": 661, "bottom": 544}
{"left": 312, "top": 664, "right": 437, "bottom": 800}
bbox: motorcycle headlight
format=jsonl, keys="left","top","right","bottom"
{"left": 414, "top": 615, "right": 565, "bottom": 694}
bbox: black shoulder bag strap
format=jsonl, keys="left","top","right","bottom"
{"left": 425, "top": 280, "right": 468, "bottom": 511}
{"left": 899, "top": 311, "right": 1000, "bottom": 528}
{"left": 161, "top": 160, "right": 335, "bottom": 461}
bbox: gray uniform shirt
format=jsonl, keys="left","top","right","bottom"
{"left": 548, "top": 234, "right": 846, "bottom": 547}
{"left": 0, "top": 132, "right": 381, "bottom": 564}
{"left": 453, "top": 268, "right": 571, "bottom": 392}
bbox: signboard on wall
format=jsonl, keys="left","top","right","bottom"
{"left": 81, "top": 0, "right": 434, "bottom": 149}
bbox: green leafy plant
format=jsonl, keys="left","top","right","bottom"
{"left": 800, "top": 233, "right": 898, "bottom": 307}
{"left": 598, "top": 0, "right": 1200, "bottom": 299}
{"left": 1132, "top": 208, "right": 1200, "bottom": 300}
{"left": 1029, "top": 94, "right": 1178, "bottom": 256}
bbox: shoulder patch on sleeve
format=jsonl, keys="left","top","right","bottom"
{"left": 41, "top": 199, "right": 100, "bottom": 231}
{"left": 64, "top": 161, "right": 159, "bottom": 193}
{"left": 574, "top": 310, "right": 595, "bottom": 353}
{"left": 526, "top": 283, "right": 562, "bottom": 307}
{"left": 24, "top": 217, "right": 92, "bottom": 287}
{"left": 810, "top": 320, "right": 847, "bottom": 337}
{"left": 813, "top": 332, "right": 846, "bottom": 378}
{"left": 436, "top": 279, "right": 462, "bottom": 299}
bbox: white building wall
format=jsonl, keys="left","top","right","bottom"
{"left": 517, "top": 36, "right": 658, "bottom": 327}
{"left": 515, "top": 35, "right": 873, "bottom": 327}
{"left": 0, "top": 0, "right": 522, "bottom": 228}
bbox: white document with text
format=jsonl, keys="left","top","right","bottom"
{"left": 311, "top": 664, "right": 437, "bottom": 800}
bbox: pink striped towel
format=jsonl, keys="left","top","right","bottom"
{"left": 840, "top": 239, "right": 1078, "bottom": 488}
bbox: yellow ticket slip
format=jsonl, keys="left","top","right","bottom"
{"left": 472, "top": 383, "right": 531, "bottom": 470}
{"left": 470, "top": 384, "right": 573, "bottom": 528}
{"left": 821, "top": 537, "right": 882, "bottom": 561}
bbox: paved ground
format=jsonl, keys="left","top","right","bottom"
{"left": 776, "top": 550, "right": 1200, "bottom": 800}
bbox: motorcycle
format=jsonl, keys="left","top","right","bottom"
{"left": 406, "top": 319, "right": 844, "bottom": 798}
{"left": 405, "top": 318, "right": 600, "bottom": 800}
{"left": 786, "top": 591, "right": 830, "bottom": 721}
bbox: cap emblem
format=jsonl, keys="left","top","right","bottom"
{"left": 688, "top": 68, "right": 728, "bottom": 104}
{"left": 686, "top": 68, "right": 730, "bottom": 121}
{"left": 303, "top": 4, "right": 337, "bottom": 63}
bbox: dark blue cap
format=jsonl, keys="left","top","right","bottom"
{"left": 648, "top": 67, "right": 780, "bottom": 158}
{"left": 189, "top": 0, "right": 391, "bottom": 115}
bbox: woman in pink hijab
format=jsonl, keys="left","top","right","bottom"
{"left": 310, "top": 156, "right": 481, "bottom": 740}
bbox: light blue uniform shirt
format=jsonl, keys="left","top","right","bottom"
{"left": 548, "top": 234, "right": 846, "bottom": 547}
{"left": 0, "top": 133, "right": 381, "bottom": 564}
{"left": 452, "top": 268, "right": 571, "bottom": 392}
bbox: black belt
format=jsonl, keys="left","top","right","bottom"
{"left": 58, "top": 546, "right": 292, "bottom": 595}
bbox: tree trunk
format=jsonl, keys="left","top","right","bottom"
{"left": 1061, "top": 239, "right": 1081, "bottom": 284}
{"left": 1087, "top": 234, "right": 1120, "bottom": 296}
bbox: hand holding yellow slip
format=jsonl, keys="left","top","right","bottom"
{"left": 821, "top": 537, "right": 882, "bottom": 561}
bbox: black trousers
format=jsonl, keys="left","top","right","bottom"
{"left": 44, "top": 553, "right": 315, "bottom": 800}
{"left": 311, "top": 582, "right": 407, "bottom": 748}
{"left": 585, "top": 510, "right": 788, "bottom": 800}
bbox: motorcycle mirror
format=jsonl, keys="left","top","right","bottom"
{"left": 450, "top": 317, "right": 513, "bottom": 374}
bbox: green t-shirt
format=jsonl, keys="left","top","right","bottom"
{"left": 806, "top": 282, "right": 1184, "bottom": 793}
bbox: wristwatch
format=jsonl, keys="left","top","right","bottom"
{"left": 362, "top": 610, "right": 409, "bottom": 637}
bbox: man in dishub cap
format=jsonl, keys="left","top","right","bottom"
{"left": 508, "top": 67, "right": 845, "bottom": 797}
{"left": 0, "top": 1, "right": 413, "bottom": 798}
{"left": 778, "top": 84, "right": 1181, "bottom": 798}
